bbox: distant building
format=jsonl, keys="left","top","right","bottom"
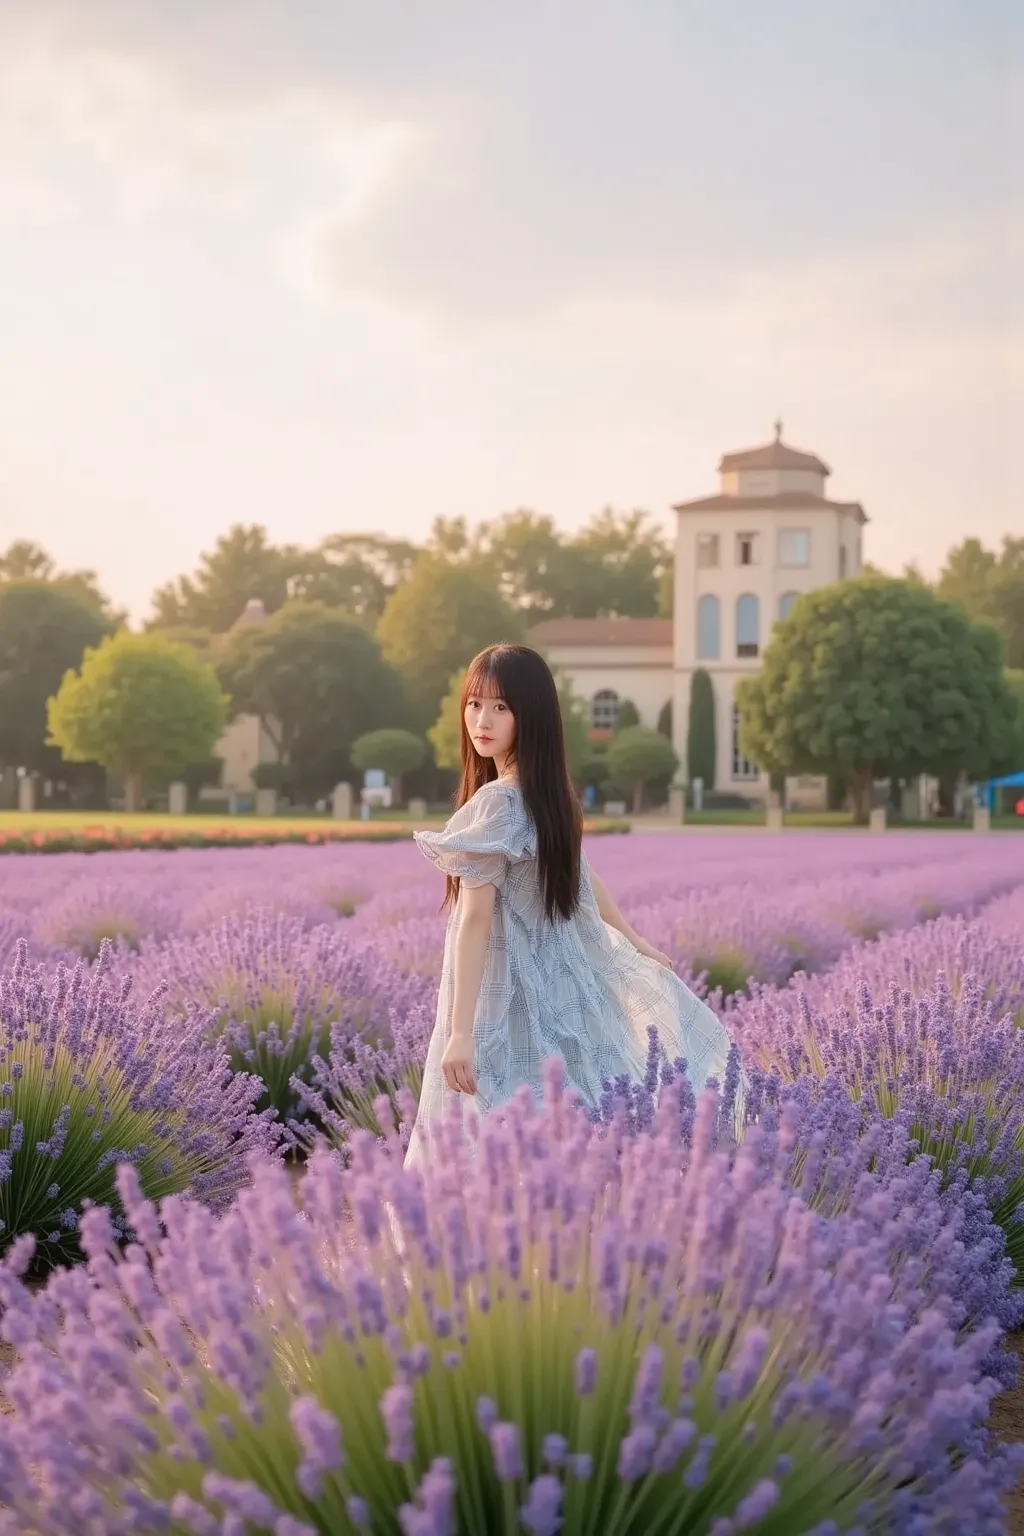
{"left": 225, "top": 426, "right": 866, "bottom": 804}
{"left": 527, "top": 618, "right": 673, "bottom": 739}
{"left": 213, "top": 599, "right": 280, "bottom": 795}
{"left": 533, "top": 425, "right": 866, "bottom": 802}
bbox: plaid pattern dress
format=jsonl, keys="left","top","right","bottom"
{"left": 404, "top": 780, "right": 739, "bottom": 1166}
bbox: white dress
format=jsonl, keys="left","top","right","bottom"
{"left": 405, "top": 780, "right": 738, "bottom": 1165}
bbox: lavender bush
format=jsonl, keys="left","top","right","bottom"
{"left": 132, "top": 910, "right": 434, "bottom": 1125}
{"left": 0, "top": 1068, "right": 1019, "bottom": 1534}
{"left": 0, "top": 940, "right": 276, "bottom": 1269}
{"left": 594, "top": 1029, "right": 1024, "bottom": 1384}
{"left": 34, "top": 877, "right": 180, "bottom": 958}
{"left": 289, "top": 1004, "right": 435, "bottom": 1151}
{"left": 733, "top": 971, "right": 1024, "bottom": 1276}
{"left": 728, "top": 907, "right": 1024, "bottom": 1040}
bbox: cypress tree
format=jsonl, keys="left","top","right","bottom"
{"left": 686, "top": 668, "right": 716, "bottom": 788}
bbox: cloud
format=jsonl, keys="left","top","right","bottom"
{"left": 3, "top": 0, "right": 1020, "bottom": 324}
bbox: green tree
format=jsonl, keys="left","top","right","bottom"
{"left": 614, "top": 699, "right": 641, "bottom": 733}
{"left": 657, "top": 700, "right": 672, "bottom": 739}
{"left": 606, "top": 725, "right": 679, "bottom": 814}
{"left": 435, "top": 507, "right": 672, "bottom": 622}
{"left": 149, "top": 525, "right": 291, "bottom": 632}
{"left": 686, "top": 669, "right": 716, "bottom": 789}
{"left": 145, "top": 625, "right": 216, "bottom": 664}
{"left": 474, "top": 510, "right": 580, "bottom": 621}
{"left": 218, "top": 603, "right": 408, "bottom": 798}
{"left": 47, "top": 632, "right": 228, "bottom": 812}
{"left": 736, "top": 575, "right": 1020, "bottom": 824}
{"left": 937, "top": 536, "right": 1024, "bottom": 670}
{"left": 287, "top": 534, "right": 421, "bottom": 625}
{"left": 0, "top": 541, "right": 121, "bottom": 623}
{"left": 318, "top": 534, "right": 420, "bottom": 594}
{"left": 0, "top": 582, "right": 114, "bottom": 776}
{"left": 378, "top": 558, "right": 523, "bottom": 723}
{"left": 350, "top": 729, "right": 426, "bottom": 805}
{"left": 569, "top": 509, "right": 671, "bottom": 618}
{"left": 427, "top": 673, "right": 465, "bottom": 773}
{"left": 580, "top": 748, "right": 610, "bottom": 794}
{"left": 998, "top": 669, "right": 1024, "bottom": 774}
{"left": 554, "top": 672, "right": 590, "bottom": 780}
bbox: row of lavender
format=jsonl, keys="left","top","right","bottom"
{"left": 0, "top": 837, "right": 1022, "bottom": 1532}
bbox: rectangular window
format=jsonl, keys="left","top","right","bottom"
{"left": 731, "top": 704, "right": 759, "bottom": 782}
{"left": 736, "top": 532, "right": 758, "bottom": 567}
{"left": 778, "top": 529, "right": 810, "bottom": 567}
{"left": 696, "top": 533, "right": 720, "bottom": 569}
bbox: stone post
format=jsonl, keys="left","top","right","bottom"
{"left": 168, "top": 781, "right": 188, "bottom": 816}
{"left": 17, "top": 775, "right": 35, "bottom": 814}
{"left": 972, "top": 805, "right": 991, "bottom": 833}
{"left": 869, "top": 807, "right": 887, "bottom": 833}
{"left": 667, "top": 786, "right": 686, "bottom": 824}
{"left": 765, "top": 805, "right": 784, "bottom": 831}
{"left": 408, "top": 797, "right": 428, "bottom": 820}
{"left": 332, "top": 782, "right": 353, "bottom": 821}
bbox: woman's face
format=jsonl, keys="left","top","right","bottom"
{"left": 464, "top": 685, "right": 516, "bottom": 765}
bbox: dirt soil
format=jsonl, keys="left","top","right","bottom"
{"left": 991, "top": 1332, "right": 1024, "bottom": 1533}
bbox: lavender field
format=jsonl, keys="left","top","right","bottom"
{"left": 1, "top": 830, "right": 1024, "bottom": 1534}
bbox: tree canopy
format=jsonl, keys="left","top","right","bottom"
{"left": 377, "top": 558, "right": 524, "bottom": 722}
{"left": 217, "top": 602, "right": 408, "bottom": 796}
{"left": 350, "top": 729, "right": 426, "bottom": 803}
{"left": 605, "top": 725, "right": 679, "bottom": 813}
{"left": 47, "top": 632, "right": 228, "bottom": 811}
{"left": 736, "top": 575, "right": 1020, "bottom": 822}
{"left": 149, "top": 509, "right": 673, "bottom": 640}
{"left": 421, "top": 507, "right": 671, "bottom": 623}
{"left": 937, "top": 536, "right": 1024, "bottom": 670}
{"left": 0, "top": 581, "right": 114, "bottom": 776}
{"left": 0, "top": 541, "right": 121, "bottom": 624}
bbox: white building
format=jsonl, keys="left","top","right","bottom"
{"left": 533, "top": 425, "right": 866, "bottom": 802}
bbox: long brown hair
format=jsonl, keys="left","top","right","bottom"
{"left": 444, "top": 644, "right": 583, "bottom": 922}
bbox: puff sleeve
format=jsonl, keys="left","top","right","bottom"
{"left": 413, "top": 785, "right": 535, "bottom": 890}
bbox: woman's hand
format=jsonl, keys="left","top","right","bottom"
{"left": 442, "top": 1029, "right": 477, "bottom": 1095}
{"left": 638, "top": 941, "right": 676, "bottom": 972}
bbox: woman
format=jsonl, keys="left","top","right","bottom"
{"left": 405, "top": 643, "right": 740, "bottom": 1165}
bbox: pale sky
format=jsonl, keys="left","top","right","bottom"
{"left": 0, "top": 0, "right": 1020, "bottom": 619}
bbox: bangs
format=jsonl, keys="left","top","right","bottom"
{"left": 463, "top": 654, "right": 507, "bottom": 702}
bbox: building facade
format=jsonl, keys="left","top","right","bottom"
{"left": 533, "top": 426, "right": 866, "bottom": 802}
{"left": 526, "top": 618, "right": 673, "bottom": 738}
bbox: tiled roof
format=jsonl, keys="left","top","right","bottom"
{"left": 718, "top": 437, "right": 830, "bottom": 475}
{"left": 673, "top": 491, "right": 868, "bottom": 524}
{"left": 530, "top": 617, "right": 673, "bottom": 648}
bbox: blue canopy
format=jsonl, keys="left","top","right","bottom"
{"left": 980, "top": 769, "right": 1024, "bottom": 809}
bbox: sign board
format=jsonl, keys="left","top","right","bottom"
{"left": 363, "top": 769, "right": 387, "bottom": 790}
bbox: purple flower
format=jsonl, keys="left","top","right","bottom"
{"left": 0, "top": 942, "right": 277, "bottom": 1266}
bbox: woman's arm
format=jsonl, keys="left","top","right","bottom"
{"left": 590, "top": 869, "right": 674, "bottom": 970}
{"left": 442, "top": 881, "right": 496, "bottom": 1095}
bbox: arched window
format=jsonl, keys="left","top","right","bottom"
{"left": 735, "top": 593, "right": 760, "bottom": 657}
{"left": 778, "top": 591, "right": 799, "bottom": 622}
{"left": 696, "top": 594, "right": 721, "bottom": 660}
{"left": 731, "top": 703, "right": 759, "bottom": 781}
{"left": 591, "top": 689, "right": 619, "bottom": 732}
